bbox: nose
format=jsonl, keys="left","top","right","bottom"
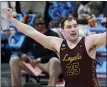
{"left": 71, "top": 27, "right": 75, "bottom": 31}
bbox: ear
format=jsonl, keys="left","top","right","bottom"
{"left": 60, "top": 29, "right": 64, "bottom": 35}
{"left": 59, "top": 29, "right": 65, "bottom": 39}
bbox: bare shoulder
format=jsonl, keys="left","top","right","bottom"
{"left": 85, "top": 35, "right": 93, "bottom": 45}
{"left": 85, "top": 35, "right": 95, "bottom": 51}
{"left": 85, "top": 35, "right": 97, "bottom": 59}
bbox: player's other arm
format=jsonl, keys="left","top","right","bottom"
{"left": 87, "top": 32, "right": 106, "bottom": 48}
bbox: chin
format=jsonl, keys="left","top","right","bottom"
{"left": 69, "top": 37, "right": 78, "bottom": 42}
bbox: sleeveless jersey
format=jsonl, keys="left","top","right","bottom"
{"left": 60, "top": 37, "right": 99, "bottom": 87}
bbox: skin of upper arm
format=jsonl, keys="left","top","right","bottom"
{"left": 30, "top": 30, "right": 63, "bottom": 52}
{"left": 86, "top": 32, "right": 106, "bottom": 49}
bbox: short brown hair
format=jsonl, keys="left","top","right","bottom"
{"left": 60, "top": 16, "right": 77, "bottom": 29}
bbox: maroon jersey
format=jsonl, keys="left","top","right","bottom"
{"left": 60, "top": 37, "right": 99, "bottom": 87}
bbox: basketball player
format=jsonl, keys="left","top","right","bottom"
{"left": 4, "top": 8, "right": 106, "bottom": 87}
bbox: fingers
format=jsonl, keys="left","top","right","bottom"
{"left": 3, "top": 8, "right": 12, "bottom": 14}
{"left": 3, "top": 8, "right": 12, "bottom": 12}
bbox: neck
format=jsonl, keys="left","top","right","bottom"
{"left": 67, "top": 37, "right": 81, "bottom": 46}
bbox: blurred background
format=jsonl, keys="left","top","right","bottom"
{"left": 1, "top": 1, "right": 107, "bottom": 87}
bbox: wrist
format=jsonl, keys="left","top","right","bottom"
{"left": 9, "top": 17, "right": 14, "bottom": 21}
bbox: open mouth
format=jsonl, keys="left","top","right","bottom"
{"left": 70, "top": 33, "right": 77, "bottom": 36}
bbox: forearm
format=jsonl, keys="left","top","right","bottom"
{"left": 5, "top": 8, "right": 59, "bottom": 51}
{"left": 9, "top": 17, "right": 36, "bottom": 37}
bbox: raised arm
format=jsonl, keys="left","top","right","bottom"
{"left": 4, "top": 8, "right": 62, "bottom": 52}
{"left": 86, "top": 32, "right": 106, "bottom": 48}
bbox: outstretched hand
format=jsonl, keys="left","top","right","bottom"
{"left": 4, "top": 8, "right": 13, "bottom": 19}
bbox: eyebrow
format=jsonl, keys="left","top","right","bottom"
{"left": 73, "top": 24, "right": 78, "bottom": 25}
{"left": 66, "top": 24, "right": 77, "bottom": 26}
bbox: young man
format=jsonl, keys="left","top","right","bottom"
{"left": 4, "top": 8, "right": 106, "bottom": 87}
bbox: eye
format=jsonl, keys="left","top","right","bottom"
{"left": 73, "top": 24, "right": 78, "bottom": 28}
{"left": 66, "top": 25, "right": 72, "bottom": 29}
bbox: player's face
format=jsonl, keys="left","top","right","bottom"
{"left": 62, "top": 19, "right": 79, "bottom": 42}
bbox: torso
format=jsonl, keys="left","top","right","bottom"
{"left": 56, "top": 37, "right": 97, "bottom": 60}
{"left": 58, "top": 37, "right": 98, "bottom": 87}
